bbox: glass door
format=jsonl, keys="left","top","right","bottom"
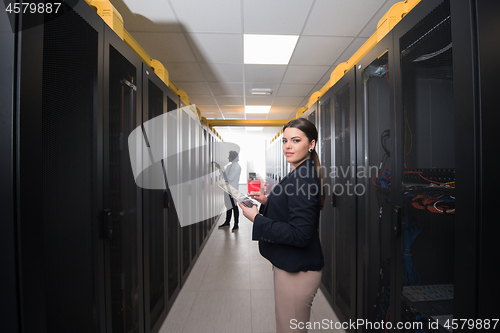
{"left": 166, "top": 95, "right": 180, "bottom": 309}
{"left": 318, "top": 93, "right": 333, "bottom": 305}
{"left": 142, "top": 71, "right": 167, "bottom": 333}
{"left": 355, "top": 36, "right": 394, "bottom": 329}
{"left": 104, "top": 40, "right": 144, "bottom": 333}
{"left": 331, "top": 68, "right": 357, "bottom": 324}
{"left": 393, "top": 0, "right": 456, "bottom": 330}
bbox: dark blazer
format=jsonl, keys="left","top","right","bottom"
{"left": 252, "top": 158, "right": 324, "bottom": 272}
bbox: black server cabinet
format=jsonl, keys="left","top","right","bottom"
{"left": 464, "top": 0, "right": 500, "bottom": 322}
{"left": 307, "top": 102, "right": 318, "bottom": 126}
{"left": 8, "top": 2, "right": 105, "bottom": 332}
{"left": 189, "top": 115, "right": 199, "bottom": 259}
{"left": 391, "top": 0, "right": 459, "bottom": 330}
{"left": 318, "top": 92, "right": 334, "bottom": 308}
{"left": 166, "top": 93, "right": 181, "bottom": 311}
{"left": 355, "top": 30, "right": 395, "bottom": 329}
{"left": 1, "top": 5, "right": 19, "bottom": 332}
{"left": 103, "top": 23, "right": 144, "bottom": 333}
{"left": 202, "top": 129, "right": 209, "bottom": 238}
{"left": 180, "top": 109, "right": 192, "bottom": 283}
{"left": 142, "top": 65, "right": 171, "bottom": 333}
{"left": 388, "top": 0, "right": 500, "bottom": 330}
{"left": 319, "top": 67, "right": 357, "bottom": 325}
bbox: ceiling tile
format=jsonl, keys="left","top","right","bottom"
{"left": 244, "top": 65, "right": 287, "bottom": 83}
{"left": 277, "top": 84, "right": 316, "bottom": 96}
{"left": 244, "top": 96, "right": 274, "bottom": 105}
{"left": 303, "top": 0, "right": 385, "bottom": 36}
{"left": 221, "top": 113, "right": 245, "bottom": 119}
{"left": 130, "top": 32, "right": 196, "bottom": 63}
{"left": 114, "top": 0, "right": 181, "bottom": 32}
{"left": 282, "top": 65, "right": 331, "bottom": 84}
{"left": 215, "top": 96, "right": 244, "bottom": 105}
{"left": 220, "top": 106, "right": 245, "bottom": 113}
{"left": 188, "top": 33, "right": 243, "bottom": 64}
{"left": 164, "top": 62, "right": 205, "bottom": 81}
{"left": 273, "top": 96, "right": 306, "bottom": 106}
{"left": 243, "top": 0, "right": 314, "bottom": 34}
{"left": 209, "top": 82, "right": 244, "bottom": 95}
{"left": 169, "top": 0, "right": 242, "bottom": 33}
{"left": 175, "top": 82, "right": 212, "bottom": 96}
{"left": 266, "top": 113, "right": 295, "bottom": 120}
{"left": 270, "top": 105, "right": 297, "bottom": 115}
{"left": 289, "top": 36, "right": 354, "bottom": 66}
{"left": 189, "top": 95, "right": 217, "bottom": 105}
{"left": 201, "top": 63, "right": 244, "bottom": 82}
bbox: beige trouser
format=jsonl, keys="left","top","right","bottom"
{"left": 273, "top": 266, "right": 323, "bottom": 333}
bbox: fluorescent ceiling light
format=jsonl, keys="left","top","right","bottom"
{"left": 245, "top": 105, "right": 271, "bottom": 114}
{"left": 244, "top": 34, "right": 299, "bottom": 65}
{"left": 251, "top": 88, "right": 273, "bottom": 95}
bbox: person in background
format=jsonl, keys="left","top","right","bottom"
{"left": 239, "top": 118, "right": 326, "bottom": 333}
{"left": 215, "top": 150, "right": 242, "bottom": 232}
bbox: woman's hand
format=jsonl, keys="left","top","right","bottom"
{"left": 247, "top": 191, "right": 267, "bottom": 205}
{"left": 238, "top": 202, "right": 259, "bottom": 222}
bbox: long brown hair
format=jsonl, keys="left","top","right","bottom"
{"left": 283, "top": 118, "right": 326, "bottom": 210}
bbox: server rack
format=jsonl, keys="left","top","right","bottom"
{"left": 306, "top": 102, "right": 318, "bottom": 127}
{"left": 318, "top": 67, "right": 357, "bottom": 325}
{"left": 354, "top": 29, "right": 395, "bottom": 329}
{"left": 165, "top": 92, "right": 181, "bottom": 312}
{"left": 141, "top": 63, "right": 182, "bottom": 333}
{"left": 103, "top": 21, "right": 145, "bottom": 333}
{"left": 318, "top": 89, "right": 334, "bottom": 309}
{"left": 9, "top": 2, "right": 105, "bottom": 332}
{"left": 459, "top": 0, "right": 500, "bottom": 323}
{"left": 189, "top": 112, "right": 200, "bottom": 259}
{"left": 4, "top": 2, "right": 220, "bottom": 331}
{"left": 179, "top": 107, "right": 192, "bottom": 283}
{"left": 198, "top": 125, "right": 205, "bottom": 247}
{"left": 0, "top": 5, "right": 18, "bottom": 332}
{"left": 387, "top": 0, "right": 500, "bottom": 330}
{"left": 390, "top": 0, "right": 456, "bottom": 330}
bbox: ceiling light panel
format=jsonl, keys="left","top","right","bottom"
{"left": 244, "top": 34, "right": 299, "bottom": 65}
{"left": 251, "top": 88, "right": 273, "bottom": 95}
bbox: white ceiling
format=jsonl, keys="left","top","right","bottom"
{"left": 110, "top": 0, "right": 400, "bottom": 138}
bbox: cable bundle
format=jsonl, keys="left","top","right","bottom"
{"left": 403, "top": 204, "right": 422, "bottom": 286}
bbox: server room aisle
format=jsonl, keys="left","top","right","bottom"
{"left": 160, "top": 209, "right": 345, "bottom": 333}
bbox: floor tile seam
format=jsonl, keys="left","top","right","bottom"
{"left": 181, "top": 287, "right": 212, "bottom": 333}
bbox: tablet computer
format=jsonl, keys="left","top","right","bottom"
{"left": 218, "top": 182, "right": 258, "bottom": 208}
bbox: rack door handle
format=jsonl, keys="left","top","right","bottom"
{"left": 103, "top": 209, "right": 113, "bottom": 240}
{"left": 392, "top": 206, "right": 401, "bottom": 237}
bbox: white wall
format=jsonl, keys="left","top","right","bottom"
{"left": 214, "top": 127, "right": 280, "bottom": 188}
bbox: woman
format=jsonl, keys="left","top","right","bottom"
{"left": 239, "top": 118, "right": 326, "bottom": 333}
{"left": 215, "top": 150, "right": 242, "bottom": 232}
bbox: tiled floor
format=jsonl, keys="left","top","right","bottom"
{"left": 159, "top": 211, "right": 346, "bottom": 333}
